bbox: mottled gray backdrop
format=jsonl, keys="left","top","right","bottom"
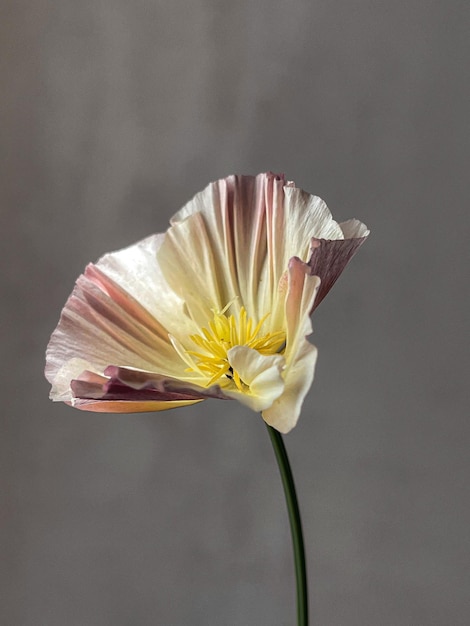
{"left": 1, "top": 1, "right": 469, "bottom": 625}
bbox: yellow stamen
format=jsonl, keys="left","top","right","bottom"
{"left": 187, "top": 306, "right": 286, "bottom": 389}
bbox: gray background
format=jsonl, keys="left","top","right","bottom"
{"left": 1, "top": 1, "right": 469, "bottom": 625}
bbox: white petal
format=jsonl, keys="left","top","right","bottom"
{"left": 282, "top": 186, "right": 344, "bottom": 260}
{"left": 48, "top": 357, "right": 100, "bottom": 402}
{"left": 223, "top": 345, "right": 285, "bottom": 412}
{"left": 339, "top": 219, "right": 370, "bottom": 239}
{"left": 95, "top": 234, "right": 196, "bottom": 338}
{"left": 262, "top": 340, "right": 318, "bottom": 433}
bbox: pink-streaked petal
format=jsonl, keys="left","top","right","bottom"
{"left": 160, "top": 175, "right": 274, "bottom": 326}
{"left": 46, "top": 261, "right": 189, "bottom": 401}
{"left": 307, "top": 234, "right": 368, "bottom": 311}
{"left": 84, "top": 265, "right": 169, "bottom": 338}
{"left": 159, "top": 173, "right": 347, "bottom": 329}
{"left": 103, "top": 365, "right": 228, "bottom": 400}
{"left": 262, "top": 222, "right": 369, "bottom": 432}
{"left": 284, "top": 258, "right": 321, "bottom": 359}
{"left": 71, "top": 378, "right": 206, "bottom": 403}
{"left": 69, "top": 365, "right": 229, "bottom": 413}
{"left": 75, "top": 370, "right": 109, "bottom": 385}
{"left": 95, "top": 234, "right": 196, "bottom": 338}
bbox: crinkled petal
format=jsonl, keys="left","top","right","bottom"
{"left": 339, "top": 219, "right": 369, "bottom": 239}
{"left": 47, "top": 358, "right": 101, "bottom": 402}
{"left": 68, "top": 365, "right": 228, "bottom": 413}
{"left": 45, "top": 244, "right": 194, "bottom": 402}
{"left": 94, "top": 234, "right": 196, "bottom": 337}
{"left": 158, "top": 173, "right": 346, "bottom": 331}
{"left": 71, "top": 378, "right": 203, "bottom": 403}
{"left": 102, "top": 366, "right": 227, "bottom": 400}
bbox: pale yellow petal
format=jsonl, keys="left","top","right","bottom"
{"left": 71, "top": 398, "right": 202, "bottom": 412}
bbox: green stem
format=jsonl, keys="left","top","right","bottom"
{"left": 266, "top": 424, "right": 308, "bottom": 626}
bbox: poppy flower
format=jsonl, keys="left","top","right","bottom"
{"left": 45, "top": 173, "right": 368, "bottom": 433}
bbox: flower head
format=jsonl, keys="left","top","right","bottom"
{"left": 45, "top": 173, "right": 368, "bottom": 432}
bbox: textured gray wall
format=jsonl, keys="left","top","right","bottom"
{"left": 2, "top": 1, "right": 469, "bottom": 625}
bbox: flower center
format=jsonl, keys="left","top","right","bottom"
{"left": 186, "top": 307, "right": 286, "bottom": 390}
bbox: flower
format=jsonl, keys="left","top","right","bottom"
{"left": 45, "top": 173, "right": 369, "bottom": 433}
